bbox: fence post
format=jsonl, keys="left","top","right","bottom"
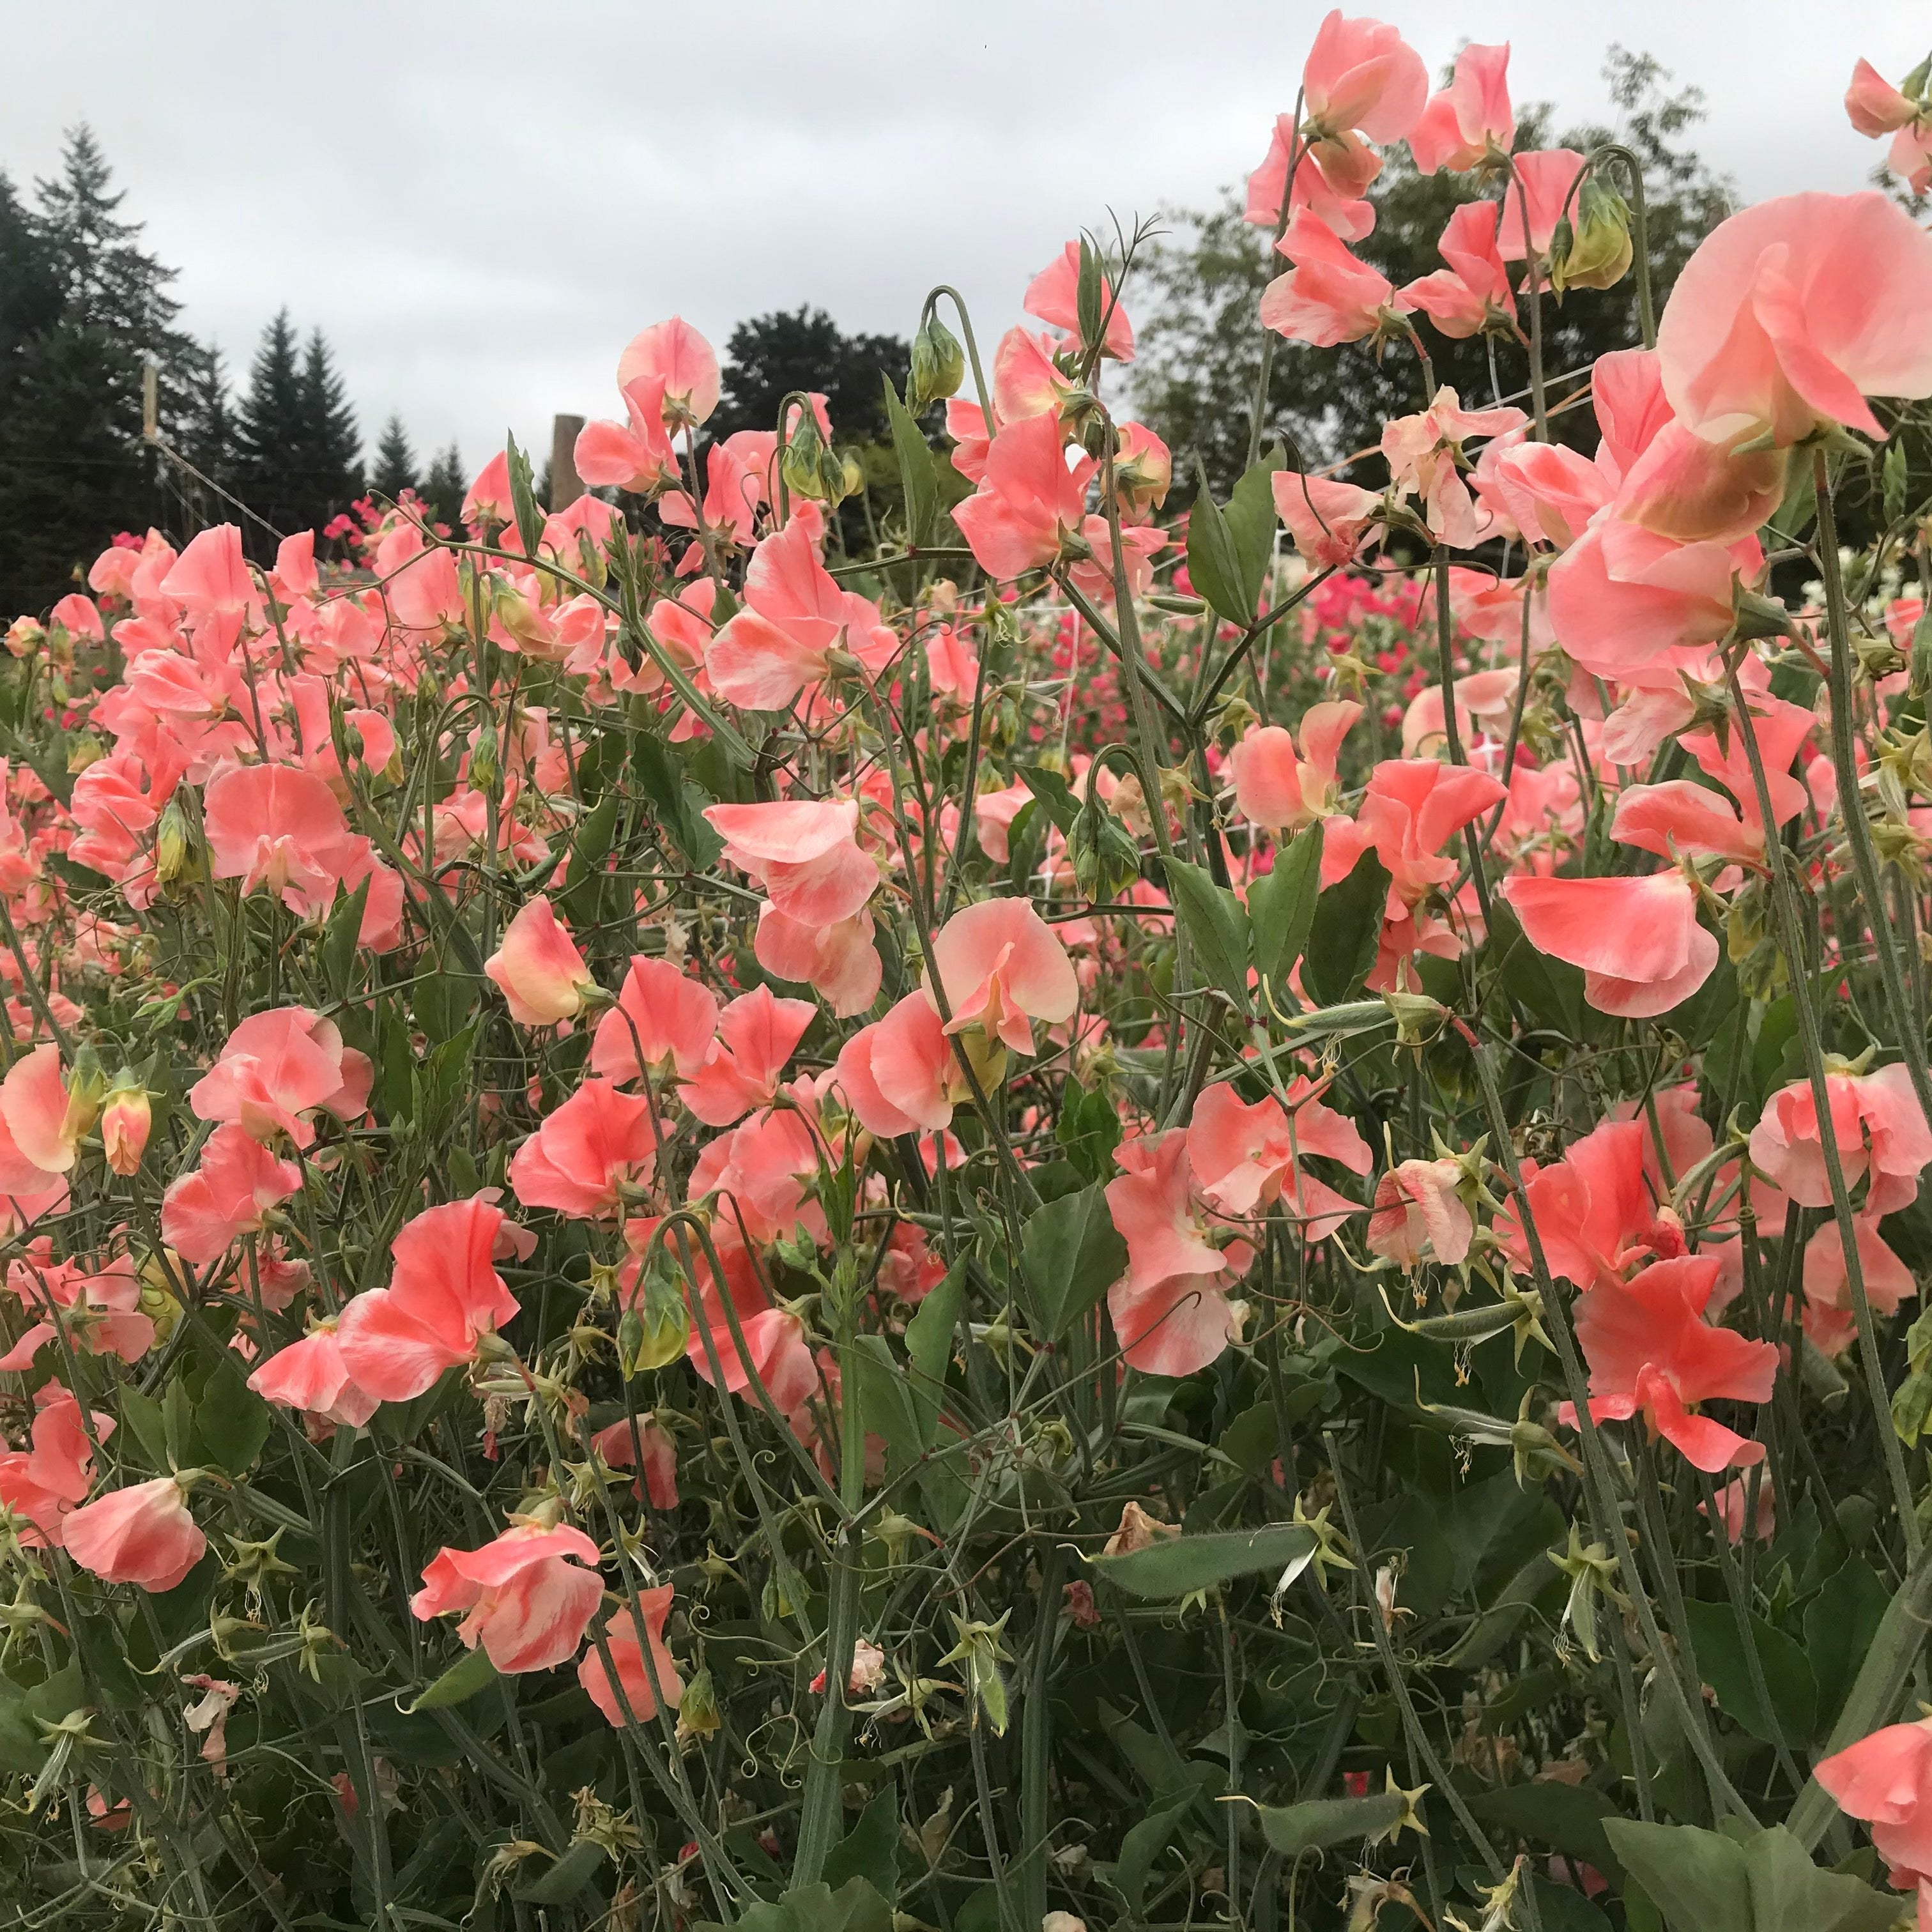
{"left": 549, "top": 413, "right": 585, "bottom": 510}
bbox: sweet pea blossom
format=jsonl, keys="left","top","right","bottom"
{"left": 1228, "top": 703, "right": 1361, "bottom": 833}
{"left": 579, "top": 1587, "right": 684, "bottom": 1727}
{"left": 1407, "top": 42, "right": 1514, "bottom": 174}
{"left": 928, "top": 896, "right": 1079, "bottom": 1053}
{"left": 189, "top": 1008, "right": 372, "bottom": 1147}
{"left": 65, "top": 1475, "right": 207, "bottom": 1592}
{"left": 953, "top": 411, "right": 1097, "bottom": 580}
{"left": 1300, "top": 11, "right": 1427, "bottom": 143}
{"left": 1749, "top": 1064, "right": 1932, "bottom": 1216}
{"left": 1499, "top": 871, "right": 1719, "bottom": 1018}
{"left": 412, "top": 1522, "right": 604, "bottom": 1674}
{"left": 1567, "top": 1254, "right": 1777, "bottom": 1471}
{"left": 486, "top": 896, "right": 600, "bottom": 1027}
{"left": 1845, "top": 58, "right": 1932, "bottom": 194}
{"left": 1817, "top": 1719, "right": 1932, "bottom": 1920}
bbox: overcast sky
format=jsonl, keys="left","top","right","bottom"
{"left": 5, "top": 1, "right": 1919, "bottom": 478}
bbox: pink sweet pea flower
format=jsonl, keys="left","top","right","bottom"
{"left": 617, "top": 317, "right": 720, "bottom": 427}
{"left": 65, "top": 1475, "right": 207, "bottom": 1592}
{"left": 0, "top": 1045, "right": 91, "bottom": 1181}
{"left": 705, "top": 516, "right": 900, "bottom": 710}
{"left": 463, "top": 452, "right": 514, "bottom": 528}
{"left": 591, "top": 1416, "right": 680, "bottom": 1510}
{"left": 1399, "top": 201, "right": 1515, "bottom": 341}
{"left": 589, "top": 955, "right": 720, "bottom": 1087}
{"left": 1408, "top": 42, "right": 1514, "bottom": 174}
{"left": 574, "top": 375, "right": 678, "bottom": 494}
{"left": 1380, "top": 388, "right": 1526, "bottom": 549}
{"left": 1817, "top": 1719, "right": 1932, "bottom": 1920}
{"left": 202, "top": 763, "right": 371, "bottom": 916}
{"left": 1545, "top": 518, "right": 1758, "bottom": 679}
{"left": 1271, "top": 473, "right": 1383, "bottom": 568}
{"left": 1567, "top": 1255, "right": 1777, "bottom": 1472}
{"left": 680, "top": 986, "right": 817, "bottom": 1128}
{"left": 1499, "top": 871, "right": 1719, "bottom": 1018}
{"left": 486, "top": 896, "right": 599, "bottom": 1027}
{"left": 1103, "top": 1129, "right": 1255, "bottom": 1377}
{"left": 1245, "top": 119, "right": 1376, "bottom": 240}
{"left": 838, "top": 992, "right": 960, "bottom": 1138}
{"left": 189, "top": 1008, "right": 372, "bottom": 1148}
{"left": 1260, "top": 211, "right": 1399, "bottom": 348}
{"left": 928, "top": 897, "right": 1078, "bottom": 1054}
{"left": 953, "top": 411, "right": 1098, "bottom": 581}
{"left": 412, "top": 1522, "right": 604, "bottom": 1674}
{"left": 1301, "top": 11, "right": 1427, "bottom": 144}
{"left": 0, "top": 1386, "right": 112, "bottom": 1548}
{"left": 1367, "top": 1157, "right": 1473, "bottom": 1269}
{"left": 579, "top": 1586, "right": 684, "bottom": 1727}
{"left": 334, "top": 1195, "right": 523, "bottom": 1402}
{"left": 0, "top": 1254, "right": 155, "bottom": 1372}
{"left": 1844, "top": 59, "right": 1932, "bottom": 194}
{"left": 1749, "top": 1064, "right": 1932, "bottom": 1217}
{"left": 1227, "top": 702, "right": 1361, "bottom": 834}
{"left": 507, "top": 1078, "right": 659, "bottom": 1222}
{"left": 160, "top": 1124, "right": 303, "bottom": 1266}
{"left": 1024, "top": 241, "right": 1135, "bottom": 360}
{"left": 247, "top": 1322, "right": 379, "bottom": 1429}
{"left": 1803, "top": 1213, "right": 1917, "bottom": 1326}
{"left": 1657, "top": 192, "right": 1932, "bottom": 447}
{"left": 1494, "top": 1117, "right": 1685, "bottom": 1294}
{"left": 1701, "top": 1473, "right": 1775, "bottom": 1545}
{"left": 1186, "top": 1078, "right": 1371, "bottom": 1227}
{"left": 1498, "top": 150, "right": 1588, "bottom": 261}
{"left": 705, "top": 800, "right": 877, "bottom": 927}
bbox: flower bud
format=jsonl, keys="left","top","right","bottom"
{"left": 1549, "top": 180, "right": 1632, "bottom": 296}
{"left": 1068, "top": 791, "right": 1142, "bottom": 903}
{"left": 65, "top": 732, "right": 104, "bottom": 776}
{"left": 781, "top": 413, "right": 828, "bottom": 502}
{"left": 675, "top": 1667, "right": 721, "bottom": 1744}
{"left": 154, "top": 798, "right": 201, "bottom": 886}
{"left": 100, "top": 1077, "right": 152, "bottom": 1176}
{"left": 3, "top": 617, "right": 43, "bottom": 659}
{"left": 907, "top": 316, "right": 966, "bottom": 411}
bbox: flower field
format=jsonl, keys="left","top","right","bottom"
{"left": 4, "top": 15, "right": 1932, "bottom": 1931}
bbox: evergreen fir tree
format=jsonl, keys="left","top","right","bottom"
{"left": 296, "top": 326, "right": 361, "bottom": 519}
{"left": 0, "top": 130, "right": 201, "bottom": 614}
{"left": 371, "top": 414, "right": 418, "bottom": 502}
{"left": 421, "top": 443, "right": 466, "bottom": 530}
{"left": 233, "top": 309, "right": 307, "bottom": 544}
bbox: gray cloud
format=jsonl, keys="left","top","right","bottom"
{"left": 3, "top": 0, "right": 1910, "bottom": 477}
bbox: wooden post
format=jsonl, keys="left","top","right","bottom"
{"left": 549, "top": 413, "right": 585, "bottom": 510}
{"left": 141, "top": 358, "right": 159, "bottom": 443}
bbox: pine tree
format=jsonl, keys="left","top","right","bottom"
{"left": 421, "top": 443, "right": 466, "bottom": 530}
{"left": 0, "top": 130, "right": 203, "bottom": 615}
{"left": 371, "top": 414, "right": 417, "bottom": 502}
{"left": 232, "top": 309, "right": 307, "bottom": 545}
{"left": 296, "top": 327, "right": 360, "bottom": 521}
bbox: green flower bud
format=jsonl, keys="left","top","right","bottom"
{"left": 1549, "top": 179, "right": 1633, "bottom": 296}
{"left": 908, "top": 316, "right": 965, "bottom": 411}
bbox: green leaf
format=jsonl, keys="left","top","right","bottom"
{"left": 632, "top": 729, "right": 723, "bottom": 870}
{"left": 119, "top": 1385, "right": 169, "bottom": 1471}
{"left": 904, "top": 1261, "right": 965, "bottom": 1449}
{"left": 1114, "top": 1786, "right": 1202, "bottom": 1913}
{"left": 195, "top": 1356, "right": 272, "bottom": 1475}
{"left": 1248, "top": 820, "right": 1323, "bottom": 1001}
{"left": 1075, "top": 236, "right": 1106, "bottom": 356}
{"left": 1602, "top": 1821, "right": 1751, "bottom": 1932}
{"left": 321, "top": 875, "right": 371, "bottom": 999}
{"left": 405, "top": 1644, "right": 502, "bottom": 1713}
{"left": 1806, "top": 1557, "right": 1891, "bottom": 1737}
{"left": 1163, "top": 854, "right": 1250, "bottom": 1013}
{"left": 1016, "top": 763, "right": 1082, "bottom": 836}
{"left": 1020, "top": 1183, "right": 1128, "bottom": 1341}
{"left": 1303, "top": 847, "right": 1390, "bottom": 1006}
{"left": 703, "top": 1877, "right": 893, "bottom": 1932}
{"left": 883, "top": 379, "right": 938, "bottom": 549}
{"left": 1089, "top": 1523, "right": 1317, "bottom": 1599}
{"left": 1470, "top": 1782, "right": 1625, "bottom": 1886}
{"left": 1254, "top": 1790, "right": 1407, "bottom": 1859}
{"left": 850, "top": 1333, "right": 924, "bottom": 1473}
{"left": 1186, "top": 452, "right": 1280, "bottom": 626}
{"left": 515, "top": 1838, "right": 606, "bottom": 1905}
{"left": 1604, "top": 1821, "right": 1900, "bottom": 1932}
{"left": 505, "top": 431, "right": 544, "bottom": 557}
{"left": 557, "top": 791, "right": 620, "bottom": 928}
{"left": 823, "top": 1786, "right": 901, "bottom": 1900}
{"left": 1679, "top": 1598, "right": 1817, "bottom": 1746}
{"left": 1057, "top": 1079, "right": 1123, "bottom": 1183}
